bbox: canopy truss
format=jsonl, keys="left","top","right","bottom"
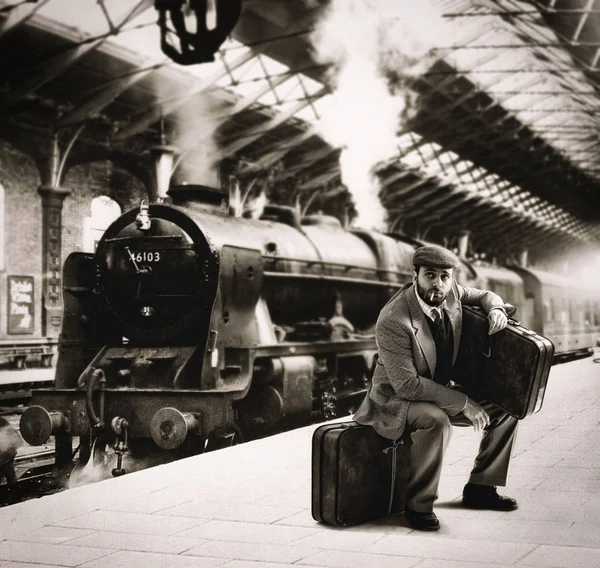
{"left": 1, "top": 0, "right": 599, "bottom": 265}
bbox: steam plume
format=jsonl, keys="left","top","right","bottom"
{"left": 310, "top": 0, "right": 452, "bottom": 230}
{"left": 150, "top": 75, "right": 221, "bottom": 188}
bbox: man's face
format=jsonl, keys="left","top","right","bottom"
{"left": 413, "top": 266, "right": 454, "bottom": 307}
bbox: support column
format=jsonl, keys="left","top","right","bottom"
{"left": 37, "top": 184, "right": 70, "bottom": 337}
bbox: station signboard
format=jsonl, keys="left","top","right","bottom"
{"left": 8, "top": 275, "right": 34, "bottom": 334}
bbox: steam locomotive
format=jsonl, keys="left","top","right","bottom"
{"left": 19, "top": 184, "right": 600, "bottom": 476}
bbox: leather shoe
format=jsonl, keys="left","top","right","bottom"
{"left": 462, "top": 483, "right": 518, "bottom": 511}
{"left": 405, "top": 507, "right": 440, "bottom": 531}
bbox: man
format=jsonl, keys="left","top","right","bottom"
{"left": 353, "top": 244, "right": 519, "bottom": 531}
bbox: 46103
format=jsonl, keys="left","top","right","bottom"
{"left": 131, "top": 251, "right": 161, "bottom": 262}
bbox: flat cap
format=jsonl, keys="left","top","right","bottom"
{"left": 413, "top": 245, "right": 459, "bottom": 269}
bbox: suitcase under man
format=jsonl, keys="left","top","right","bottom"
{"left": 311, "top": 422, "right": 410, "bottom": 527}
{"left": 453, "top": 305, "right": 554, "bottom": 419}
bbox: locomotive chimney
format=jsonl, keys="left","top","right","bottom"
{"left": 519, "top": 249, "right": 528, "bottom": 267}
{"left": 457, "top": 230, "right": 470, "bottom": 259}
{"left": 149, "top": 144, "right": 177, "bottom": 203}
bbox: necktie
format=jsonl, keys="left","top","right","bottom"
{"left": 432, "top": 309, "right": 442, "bottom": 328}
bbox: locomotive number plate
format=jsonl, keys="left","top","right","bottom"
{"left": 130, "top": 251, "right": 161, "bottom": 262}
{"left": 125, "top": 247, "right": 161, "bottom": 263}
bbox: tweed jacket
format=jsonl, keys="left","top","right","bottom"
{"left": 353, "top": 281, "right": 505, "bottom": 440}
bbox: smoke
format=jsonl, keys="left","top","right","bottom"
{"left": 150, "top": 75, "right": 221, "bottom": 189}
{"left": 67, "top": 440, "right": 182, "bottom": 489}
{"left": 170, "top": 96, "right": 221, "bottom": 188}
{"left": 310, "top": 0, "right": 452, "bottom": 230}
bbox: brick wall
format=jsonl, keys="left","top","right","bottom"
{"left": 62, "top": 162, "right": 147, "bottom": 264}
{"left": 0, "top": 140, "right": 147, "bottom": 341}
{"left": 0, "top": 141, "right": 43, "bottom": 338}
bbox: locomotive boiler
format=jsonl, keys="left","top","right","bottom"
{"left": 19, "top": 184, "right": 416, "bottom": 474}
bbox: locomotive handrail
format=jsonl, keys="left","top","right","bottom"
{"left": 103, "top": 235, "right": 183, "bottom": 243}
{"left": 264, "top": 255, "right": 412, "bottom": 279}
{"left": 263, "top": 271, "right": 404, "bottom": 288}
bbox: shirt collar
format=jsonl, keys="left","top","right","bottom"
{"left": 415, "top": 288, "right": 446, "bottom": 322}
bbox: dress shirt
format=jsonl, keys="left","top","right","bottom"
{"left": 415, "top": 289, "right": 447, "bottom": 323}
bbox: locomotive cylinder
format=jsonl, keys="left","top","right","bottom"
{"left": 20, "top": 406, "right": 69, "bottom": 446}
{"left": 0, "top": 417, "right": 22, "bottom": 469}
{"left": 150, "top": 407, "right": 201, "bottom": 450}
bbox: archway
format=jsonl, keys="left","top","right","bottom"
{"left": 82, "top": 196, "right": 121, "bottom": 253}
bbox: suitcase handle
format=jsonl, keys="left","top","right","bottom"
{"left": 504, "top": 303, "right": 517, "bottom": 318}
{"left": 483, "top": 334, "right": 494, "bottom": 358}
{"left": 484, "top": 304, "right": 519, "bottom": 356}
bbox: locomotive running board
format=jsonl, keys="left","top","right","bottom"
{"left": 243, "top": 338, "right": 377, "bottom": 359}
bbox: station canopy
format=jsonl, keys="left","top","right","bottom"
{"left": 1, "top": 0, "right": 600, "bottom": 263}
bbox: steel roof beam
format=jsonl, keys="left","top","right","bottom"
{"left": 274, "top": 143, "right": 341, "bottom": 181}
{"left": 178, "top": 72, "right": 294, "bottom": 158}
{"left": 572, "top": 0, "right": 595, "bottom": 43}
{"left": 113, "top": 10, "right": 320, "bottom": 140}
{"left": 407, "top": 189, "right": 477, "bottom": 223}
{"left": 382, "top": 155, "right": 479, "bottom": 200}
{"left": 250, "top": 125, "right": 322, "bottom": 170}
{"left": 297, "top": 168, "right": 340, "bottom": 191}
{"left": 378, "top": 168, "right": 419, "bottom": 191}
{"left": 0, "top": 0, "right": 51, "bottom": 38}
{"left": 401, "top": 71, "right": 547, "bottom": 158}
{"left": 410, "top": 82, "right": 554, "bottom": 160}
{"left": 57, "top": 63, "right": 168, "bottom": 128}
{"left": 0, "top": 39, "right": 105, "bottom": 114}
{"left": 113, "top": 50, "right": 260, "bottom": 141}
{"left": 212, "top": 86, "right": 329, "bottom": 162}
{"left": 0, "top": 0, "right": 153, "bottom": 115}
{"left": 275, "top": 57, "right": 501, "bottom": 186}
{"left": 382, "top": 178, "right": 445, "bottom": 209}
{"left": 277, "top": 28, "right": 504, "bottom": 183}
{"left": 433, "top": 119, "right": 594, "bottom": 199}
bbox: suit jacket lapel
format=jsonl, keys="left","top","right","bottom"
{"left": 407, "top": 286, "right": 436, "bottom": 377}
{"left": 446, "top": 284, "right": 462, "bottom": 364}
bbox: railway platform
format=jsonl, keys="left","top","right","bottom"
{"left": 0, "top": 357, "right": 599, "bottom": 568}
{"left": 0, "top": 368, "right": 54, "bottom": 387}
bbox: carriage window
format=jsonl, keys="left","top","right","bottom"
{"left": 586, "top": 300, "right": 595, "bottom": 327}
{"left": 544, "top": 300, "right": 552, "bottom": 323}
{"left": 558, "top": 298, "right": 568, "bottom": 325}
{"left": 573, "top": 300, "right": 583, "bottom": 325}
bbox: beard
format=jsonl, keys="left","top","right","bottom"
{"left": 416, "top": 283, "right": 447, "bottom": 307}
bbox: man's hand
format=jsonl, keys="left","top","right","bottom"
{"left": 488, "top": 309, "right": 508, "bottom": 335}
{"left": 463, "top": 399, "right": 490, "bottom": 432}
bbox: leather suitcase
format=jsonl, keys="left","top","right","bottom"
{"left": 311, "top": 421, "right": 410, "bottom": 527}
{"left": 453, "top": 306, "right": 554, "bottom": 419}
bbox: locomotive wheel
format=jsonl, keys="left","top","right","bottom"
{"left": 206, "top": 423, "right": 244, "bottom": 451}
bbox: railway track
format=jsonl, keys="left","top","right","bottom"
{"left": 0, "top": 411, "right": 57, "bottom": 507}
